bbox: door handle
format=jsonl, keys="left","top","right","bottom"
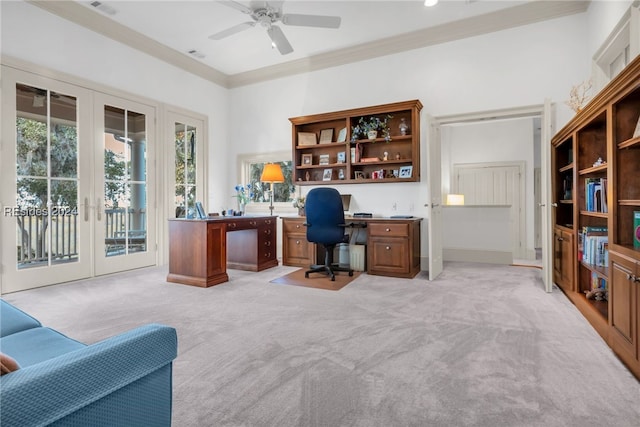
{"left": 84, "top": 197, "right": 89, "bottom": 221}
{"left": 96, "top": 198, "right": 102, "bottom": 221}
{"left": 539, "top": 203, "right": 546, "bottom": 207}
{"left": 551, "top": 203, "right": 558, "bottom": 207}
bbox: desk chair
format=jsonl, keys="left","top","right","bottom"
{"left": 304, "top": 188, "right": 354, "bottom": 281}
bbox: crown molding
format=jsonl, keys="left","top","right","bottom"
{"left": 228, "top": 1, "right": 590, "bottom": 88}
{"left": 28, "top": 0, "right": 589, "bottom": 90}
{"left": 27, "top": 0, "right": 230, "bottom": 88}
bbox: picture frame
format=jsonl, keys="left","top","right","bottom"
{"left": 337, "top": 127, "right": 347, "bottom": 143}
{"left": 337, "top": 151, "right": 346, "bottom": 164}
{"left": 399, "top": 166, "right": 413, "bottom": 178}
{"left": 319, "top": 128, "right": 334, "bottom": 144}
{"left": 319, "top": 154, "right": 330, "bottom": 165}
{"left": 195, "top": 201, "right": 206, "bottom": 219}
{"left": 338, "top": 169, "right": 345, "bottom": 180}
{"left": 301, "top": 153, "right": 313, "bottom": 165}
{"left": 298, "top": 132, "right": 317, "bottom": 146}
{"left": 354, "top": 171, "right": 365, "bottom": 180}
{"left": 322, "top": 168, "right": 333, "bottom": 181}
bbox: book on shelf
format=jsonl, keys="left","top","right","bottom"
{"left": 634, "top": 211, "right": 640, "bottom": 249}
{"left": 580, "top": 226, "right": 608, "bottom": 266}
{"left": 585, "top": 178, "right": 607, "bottom": 213}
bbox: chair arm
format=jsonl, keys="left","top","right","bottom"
{"left": 0, "top": 324, "right": 177, "bottom": 427}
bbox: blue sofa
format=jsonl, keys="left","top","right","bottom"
{"left": 0, "top": 299, "right": 178, "bottom": 426}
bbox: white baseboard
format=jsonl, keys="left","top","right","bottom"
{"left": 443, "top": 247, "right": 513, "bottom": 264}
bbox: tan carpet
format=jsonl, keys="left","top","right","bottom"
{"left": 270, "top": 267, "right": 361, "bottom": 291}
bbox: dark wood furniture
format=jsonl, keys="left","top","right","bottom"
{"left": 281, "top": 216, "right": 422, "bottom": 279}
{"left": 290, "top": 100, "right": 422, "bottom": 185}
{"left": 551, "top": 54, "right": 640, "bottom": 379}
{"left": 167, "top": 216, "right": 278, "bottom": 287}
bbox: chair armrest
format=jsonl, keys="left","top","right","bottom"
{"left": 0, "top": 324, "right": 177, "bottom": 426}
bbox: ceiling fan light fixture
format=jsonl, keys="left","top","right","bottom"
{"left": 424, "top": 0, "right": 439, "bottom": 6}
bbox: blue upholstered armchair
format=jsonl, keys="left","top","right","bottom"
{"left": 0, "top": 299, "right": 177, "bottom": 426}
{"left": 304, "top": 187, "right": 354, "bottom": 281}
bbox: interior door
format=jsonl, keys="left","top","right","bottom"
{"left": 1, "top": 68, "right": 92, "bottom": 292}
{"left": 454, "top": 162, "right": 525, "bottom": 259}
{"left": 540, "top": 99, "right": 555, "bottom": 292}
{"left": 94, "top": 93, "right": 157, "bottom": 276}
{"left": 426, "top": 114, "right": 443, "bottom": 280}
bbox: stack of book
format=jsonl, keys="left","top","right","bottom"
{"left": 585, "top": 178, "right": 607, "bottom": 213}
{"left": 580, "top": 226, "right": 608, "bottom": 267}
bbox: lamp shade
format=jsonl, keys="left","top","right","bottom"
{"left": 446, "top": 194, "right": 465, "bottom": 205}
{"left": 260, "top": 163, "right": 285, "bottom": 183}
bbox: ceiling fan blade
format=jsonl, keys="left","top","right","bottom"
{"left": 267, "top": 25, "right": 293, "bottom": 55}
{"left": 282, "top": 13, "right": 341, "bottom": 29}
{"left": 218, "top": 0, "right": 253, "bottom": 14}
{"left": 209, "top": 21, "right": 255, "bottom": 40}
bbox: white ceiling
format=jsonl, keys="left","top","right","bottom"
{"left": 31, "top": 0, "right": 590, "bottom": 87}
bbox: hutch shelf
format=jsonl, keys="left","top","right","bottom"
{"left": 290, "top": 100, "right": 422, "bottom": 185}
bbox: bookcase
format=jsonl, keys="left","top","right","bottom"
{"left": 551, "top": 55, "right": 640, "bottom": 379}
{"left": 289, "top": 100, "right": 422, "bottom": 185}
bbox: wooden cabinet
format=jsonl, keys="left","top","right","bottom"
{"left": 281, "top": 216, "right": 421, "bottom": 278}
{"left": 226, "top": 217, "right": 278, "bottom": 272}
{"left": 550, "top": 54, "right": 640, "bottom": 380}
{"left": 367, "top": 220, "right": 421, "bottom": 278}
{"left": 282, "top": 217, "right": 315, "bottom": 268}
{"left": 609, "top": 252, "right": 640, "bottom": 378}
{"left": 168, "top": 220, "right": 228, "bottom": 287}
{"left": 553, "top": 226, "right": 574, "bottom": 292}
{"left": 289, "top": 100, "right": 422, "bottom": 185}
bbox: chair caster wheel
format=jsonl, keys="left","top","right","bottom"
{"left": 330, "top": 276, "right": 335, "bottom": 281}
{"left": 349, "top": 271, "right": 353, "bottom": 276}
{"left": 305, "top": 273, "right": 309, "bottom": 278}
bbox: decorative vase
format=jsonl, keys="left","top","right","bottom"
{"left": 399, "top": 118, "right": 409, "bottom": 136}
{"left": 298, "top": 207, "right": 305, "bottom": 216}
{"left": 367, "top": 130, "right": 378, "bottom": 139}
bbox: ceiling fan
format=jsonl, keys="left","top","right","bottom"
{"left": 209, "top": 1, "right": 341, "bottom": 55}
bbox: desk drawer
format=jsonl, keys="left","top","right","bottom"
{"left": 368, "top": 223, "right": 409, "bottom": 238}
{"left": 283, "top": 219, "right": 307, "bottom": 234}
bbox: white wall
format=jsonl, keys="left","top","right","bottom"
{"left": 0, "top": 0, "right": 230, "bottom": 211}
{"left": 587, "top": 0, "right": 635, "bottom": 58}
{"left": 228, "top": 13, "right": 588, "bottom": 217}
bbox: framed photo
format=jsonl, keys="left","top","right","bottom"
{"left": 337, "top": 151, "right": 346, "bottom": 164}
{"left": 319, "top": 128, "right": 333, "bottom": 144}
{"left": 298, "top": 132, "right": 317, "bottom": 146}
{"left": 319, "top": 154, "right": 330, "bottom": 165}
{"left": 195, "top": 201, "right": 206, "bottom": 219}
{"left": 322, "top": 168, "right": 333, "bottom": 181}
{"left": 337, "top": 127, "right": 347, "bottom": 142}
{"left": 338, "top": 169, "right": 345, "bottom": 180}
{"left": 354, "top": 171, "right": 365, "bottom": 180}
{"left": 301, "top": 153, "right": 313, "bottom": 165}
{"left": 399, "top": 166, "right": 413, "bottom": 178}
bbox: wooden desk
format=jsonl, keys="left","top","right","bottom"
{"left": 167, "top": 216, "right": 278, "bottom": 287}
{"left": 282, "top": 216, "right": 422, "bottom": 279}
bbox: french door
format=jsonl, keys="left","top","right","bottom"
{"left": 1, "top": 68, "right": 92, "bottom": 292}
{"left": 93, "top": 94, "right": 157, "bottom": 276}
{"left": 0, "top": 68, "right": 158, "bottom": 292}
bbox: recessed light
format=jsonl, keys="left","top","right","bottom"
{"left": 424, "top": 0, "right": 439, "bottom": 6}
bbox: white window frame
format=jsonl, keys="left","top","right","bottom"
{"left": 237, "top": 150, "right": 298, "bottom": 215}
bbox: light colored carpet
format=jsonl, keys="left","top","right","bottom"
{"left": 3, "top": 263, "right": 640, "bottom": 427}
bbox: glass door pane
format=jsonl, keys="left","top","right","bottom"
{"left": 15, "top": 84, "right": 79, "bottom": 268}
{"left": 103, "top": 106, "right": 147, "bottom": 257}
{"left": 174, "top": 123, "right": 197, "bottom": 218}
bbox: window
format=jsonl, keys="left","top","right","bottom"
{"left": 239, "top": 151, "right": 296, "bottom": 204}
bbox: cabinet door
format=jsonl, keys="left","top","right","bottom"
{"left": 610, "top": 253, "right": 637, "bottom": 363}
{"left": 282, "top": 219, "right": 313, "bottom": 267}
{"left": 553, "top": 228, "right": 573, "bottom": 291}
{"left": 368, "top": 237, "right": 409, "bottom": 276}
{"left": 206, "top": 222, "right": 226, "bottom": 278}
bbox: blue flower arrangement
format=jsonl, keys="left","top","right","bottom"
{"left": 234, "top": 184, "right": 253, "bottom": 205}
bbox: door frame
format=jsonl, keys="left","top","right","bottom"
{"left": 435, "top": 103, "right": 554, "bottom": 291}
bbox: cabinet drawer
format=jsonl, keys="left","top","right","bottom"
{"left": 283, "top": 219, "right": 307, "bottom": 234}
{"left": 368, "top": 223, "right": 409, "bottom": 237}
{"left": 368, "top": 237, "right": 409, "bottom": 275}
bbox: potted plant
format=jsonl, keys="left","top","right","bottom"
{"left": 350, "top": 115, "right": 393, "bottom": 142}
{"left": 293, "top": 196, "right": 305, "bottom": 216}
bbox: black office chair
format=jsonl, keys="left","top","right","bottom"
{"left": 304, "top": 188, "right": 354, "bottom": 281}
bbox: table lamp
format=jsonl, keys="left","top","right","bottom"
{"left": 446, "top": 194, "right": 465, "bottom": 205}
{"left": 260, "top": 163, "right": 285, "bottom": 215}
